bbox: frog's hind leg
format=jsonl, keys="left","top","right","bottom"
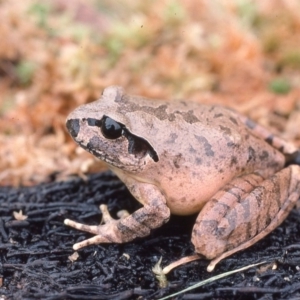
{"left": 236, "top": 112, "right": 300, "bottom": 163}
{"left": 191, "top": 165, "right": 300, "bottom": 272}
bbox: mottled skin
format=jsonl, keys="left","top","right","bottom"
{"left": 65, "top": 86, "right": 300, "bottom": 271}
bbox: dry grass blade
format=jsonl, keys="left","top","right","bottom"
{"left": 158, "top": 261, "right": 267, "bottom": 300}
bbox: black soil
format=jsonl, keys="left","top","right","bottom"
{"left": 1, "top": 171, "right": 300, "bottom": 300}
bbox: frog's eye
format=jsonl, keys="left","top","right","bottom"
{"left": 101, "top": 116, "right": 123, "bottom": 139}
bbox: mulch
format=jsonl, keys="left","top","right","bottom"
{"left": 1, "top": 171, "right": 300, "bottom": 300}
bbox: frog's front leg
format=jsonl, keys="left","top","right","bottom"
{"left": 192, "top": 165, "right": 300, "bottom": 272}
{"left": 64, "top": 183, "right": 170, "bottom": 250}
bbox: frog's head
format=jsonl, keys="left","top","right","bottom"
{"left": 66, "top": 86, "right": 159, "bottom": 173}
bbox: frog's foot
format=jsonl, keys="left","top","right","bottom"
{"left": 160, "top": 255, "right": 202, "bottom": 274}
{"left": 152, "top": 255, "right": 202, "bottom": 287}
{"left": 64, "top": 204, "right": 125, "bottom": 250}
{"left": 65, "top": 185, "right": 170, "bottom": 251}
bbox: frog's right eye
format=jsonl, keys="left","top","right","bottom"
{"left": 101, "top": 116, "right": 123, "bottom": 139}
{"left": 86, "top": 116, "right": 124, "bottom": 139}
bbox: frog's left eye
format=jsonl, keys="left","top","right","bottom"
{"left": 101, "top": 116, "right": 123, "bottom": 139}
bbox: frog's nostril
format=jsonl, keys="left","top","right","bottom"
{"left": 66, "top": 119, "right": 80, "bottom": 138}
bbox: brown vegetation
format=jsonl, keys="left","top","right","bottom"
{"left": 0, "top": 0, "right": 300, "bottom": 186}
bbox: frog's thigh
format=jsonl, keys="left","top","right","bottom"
{"left": 192, "top": 165, "right": 300, "bottom": 271}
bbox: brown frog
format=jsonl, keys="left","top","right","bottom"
{"left": 65, "top": 86, "right": 300, "bottom": 271}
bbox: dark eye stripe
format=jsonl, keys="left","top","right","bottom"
{"left": 86, "top": 116, "right": 159, "bottom": 162}
{"left": 86, "top": 118, "right": 102, "bottom": 128}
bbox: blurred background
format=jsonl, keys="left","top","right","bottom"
{"left": 0, "top": 0, "right": 300, "bottom": 186}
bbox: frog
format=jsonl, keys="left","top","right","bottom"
{"left": 65, "top": 86, "right": 300, "bottom": 272}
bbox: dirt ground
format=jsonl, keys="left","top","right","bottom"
{"left": 2, "top": 172, "right": 300, "bottom": 299}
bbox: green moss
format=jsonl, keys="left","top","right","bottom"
{"left": 281, "top": 50, "right": 300, "bottom": 69}
{"left": 16, "top": 60, "right": 37, "bottom": 86}
{"left": 0, "top": 95, "right": 15, "bottom": 116}
{"left": 101, "top": 19, "right": 151, "bottom": 65}
{"left": 163, "top": 1, "right": 186, "bottom": 25}
{"left": 263, "top": 35, "right": 280, "bottom": 53}
{"left": 236, "top": 0, "right": 259, "bottom": 28}
{"left": 268, "top": 78, "right": 291, "bottom": 94}
{"left": 27, "top": 2, "right": 52, "bottom": 29}
{"left": 101, "top": 36, "right": 124, "bottom": 66}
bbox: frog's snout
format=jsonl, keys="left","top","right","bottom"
{"left": 66, "top": 118, "right": 80, "bottom": 138}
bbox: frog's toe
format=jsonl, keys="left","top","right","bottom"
{"left": 72, "top": 234, "right": 113, "bottom": 250}
{"left": 64, "top": 218, "right": 101, "bottom": 235}
{"left": 99, "top": 204, "right": 115, "bottom": 223}
{"left": 100, "top": 204, "right": 130, "bottom": 222}
{"left": 116, "top": 209, "right": 130, "bottom": 219}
